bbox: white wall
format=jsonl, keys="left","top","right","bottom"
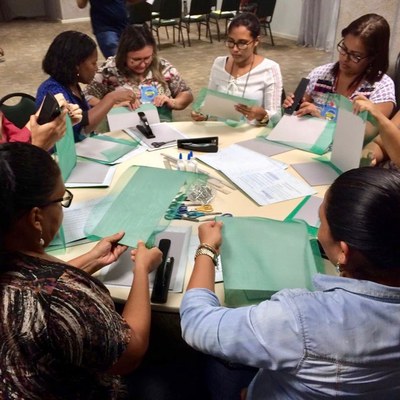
{"left": 271, "top": 0, "right": 302, "bottom": 41}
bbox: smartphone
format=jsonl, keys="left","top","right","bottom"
{"left": 284, "top": 78, "right": 310, "bottom": 115}
{"left": 37, "top": 92, "right": 61, "bottom": 125}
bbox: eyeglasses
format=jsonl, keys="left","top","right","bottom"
{"left": 41, "top": 189, "right": 74, "bottom": 209}
{"left": 336, "top": 40, "right": 369, "bottom": 64}
{"left": 128, "top": 54, "right": 153, "bottom": 65}
{"left": 224, "top": 39, "right": 255, "bottom": 50}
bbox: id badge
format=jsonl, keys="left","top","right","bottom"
{"left": 141, "top": 85, "right": 158, "bottom": 103}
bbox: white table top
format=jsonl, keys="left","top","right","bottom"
{"left": 54, "top": 121, "right": 334, "bottom": 311}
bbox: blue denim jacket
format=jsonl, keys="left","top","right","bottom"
{"left": 180, "top": 274, "right": 400, "bottom": 399}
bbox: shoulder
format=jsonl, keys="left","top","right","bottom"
{"left": 308, "top": 63, "right": 335, "bottom": 78}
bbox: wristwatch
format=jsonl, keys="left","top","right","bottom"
{"left": 195, "top": 246, "right": 219, "bottom": 266}
{"left": 258, "top": 111, "right": 269, "bottom": 125}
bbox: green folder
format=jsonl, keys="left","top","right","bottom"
{"left": 219, "top": 215, "right": 323, "bottom": 307}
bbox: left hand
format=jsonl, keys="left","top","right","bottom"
{"left": 88, "top": 232, "right": 128, "bottom": 270}
{"left": 295, "top": 101, "right": 321, "bottom": 118}
{"left": 234, "top": 103, "right": 267, "bottom": 122}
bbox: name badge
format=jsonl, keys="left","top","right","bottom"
{"left": 141, "top": 85, "right": 158, "bottom": 103}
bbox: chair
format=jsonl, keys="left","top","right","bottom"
{"left": 128, "top": 1, "right": 153, "bottom": 27}
{"left": 209, "top": 0, "right": 241, "bottom": 42}
{"left": 0, "top": 92, "right": 36, "bottom": 129}
{"left": 394, "top": 51, "right": 400, "bottom": 114}
{"left": 255, "top": 0, "right": 277, "bottom": 46}
{"left": 182, "top": 0, "right": 213, "bottom": 46}
{"left": 152, "top": 0, "right": 186, "bottom": 48}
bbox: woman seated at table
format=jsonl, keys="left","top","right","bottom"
{"left": 353, "top": 94, "right": 400, "bottom": 168}
{"left": 191, "top": 12, "right": 283, "bottom": 125}
{"left": 180, "top": 166, "right": 400, "bottom": 399}
{"left": 84, "top": 24, "right": 193, "bottom": 122}
{"left": 283, "top": 13, "right": 395, "bottom": 123}
{"left": 36, "top": 31, "right": 134, "bottom": 142}
{"left": 0, "top": 142, "right": 162, "bottom": 398}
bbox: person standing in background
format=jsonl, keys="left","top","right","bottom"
{"left": 76, "top": 0, "right": 145, "bottom": 59}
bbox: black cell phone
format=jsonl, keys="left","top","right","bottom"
{"left": 37, "top": 92, "right": 61, "bottom": 125}
{"left": 284, "top": 78, "right": 310, "bottom": 115}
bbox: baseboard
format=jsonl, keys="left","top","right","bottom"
{"left": 60, "top": 17, "right": 90, "bottom": 24}
{"left": 270, "top": 32, "right": 298, "bottom": 41}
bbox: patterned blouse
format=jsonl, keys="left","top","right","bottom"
{"left": 84, "top": 56, "right": 191, "bottom": 105}
{"left": 0, "top": 252, "right": 131, "bottom": 400}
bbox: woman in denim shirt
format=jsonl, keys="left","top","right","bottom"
{"left": 180, "top": 167, "right": 400, "bottom": 399}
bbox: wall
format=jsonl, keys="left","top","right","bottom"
{"left": 271, "top": 0, "right": 303, "bottom": 40}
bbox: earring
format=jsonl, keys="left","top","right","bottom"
{"left": 39, "top": 231, "right": 45, "bottom": 247}
{"left": 335, "top": 261, "right": 341, "bottom": 274}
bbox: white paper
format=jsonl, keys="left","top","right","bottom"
{"left": 291, "top": 161, "right": 339, "bottom": 186}
{"left": 291, "top": 195, "right": 323, "bottom": 228}
{"left": 201, "top": 92, "right": 244, "bottom": 121}
{"left": 331, "top": 107, "right": 365, "bottom": 172}
{"left": 197, "top": 145, "right": 315, "bottom": 206}
{"left": 107, "top": 107, "right": 160, "bottom": 132}
{"left": 124, "top": 122, "right": 187, "bottom": 151}
{"left": 65, "top": 160, "right": 116, "bottom": 188}
{"left": 267, "top": 114, "right": 329, "bottom": 146}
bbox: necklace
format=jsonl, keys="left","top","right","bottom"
{"left": 227, "top": 55, "right": 255, "bottom": 98}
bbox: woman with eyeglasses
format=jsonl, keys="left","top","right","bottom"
{"left": 0, "top": 142, "right": 163, "bottom": 399}
{"left": 191, "top": 12, "right": 283, "bottom": 125}
{"left": 85, "top": 24, "right": 193, "bottom": 122}
{"left": 181, "top": 167, "right": 400, "bottom": 399}
{"left": 283, "top": 14, "right": 395, "bottom": 121}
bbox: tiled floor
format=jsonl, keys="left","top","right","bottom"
{"left": 0, "top": 17, "right": 332, "bottom": 121}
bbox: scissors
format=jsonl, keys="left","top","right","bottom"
{"left": 164, "top": 204, "right": 203, "bottom": 221}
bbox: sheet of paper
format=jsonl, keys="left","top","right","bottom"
{"left": 331, "top": 106, "right": 365, "bottom": 172}
{"left": 98, "top": 226, "right": 191, "bottom": 292}
{"left": 198, "top": 145, "right": 315, "bottom": 206}
{"left": 124, "top": 122, "right": 187, "bottom": 151}
{"left": 267, "top": 114, "right": 329, "bottom": 146}
{"left": 291, "top": 161, "right": 339, "bottom": 186}
{"left": 107, "top": 105, "right": 160, "bottom": 132}
{"left": 237, "top": 137, "right": 292, "bottom": 157}
{"left": 65, "top": 160, "right": 116, "bottom": 188}
{"left": 290, "top": 195, "right": 322, "bottom": 228}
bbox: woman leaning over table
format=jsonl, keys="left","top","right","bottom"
{"left": 192, "top": 12, "right": 283, "bottom": 126}
{"left": 36, "top": 31, "right": 134, "bottom": 142}
{"left": 283, "top": 13, "right": 395, "bottom": 122}
{"left": 84, "top": 24, "right": 193, "bottom": 122}
{"left": 0, "top": 142, "right": 162, "bottom": 399}
{"left": 180, "top": 167, "right": 400, "bottom": 399}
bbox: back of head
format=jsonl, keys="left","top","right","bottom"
{"left": 116, "top": 24, "right": 157, "bottom": 74}
{"left": 227, "top": 12, "right": 261, "bottom": 39}
{"left": 326, "top": 167, "right": 400, "bottom": 270}
{"left": 42, "top": 30, "right": 97, "bottom": 86}
{"left": 0, "top": 143, "right": 60, "bottom": 248}
{"left": 341, "top": 13, "right": 390, "bottom": 81}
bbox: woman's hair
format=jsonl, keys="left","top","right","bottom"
{"left": 332, "top": 13, "right": 390, "bottom": 83}
{"left": 325, "top": 167, "right": 400, "bottom": 270}
{"left": 115, "top": 24, "right": 166, "bottom": 88}
{"left": 227, "top": 12, "right": 261, "bottom": 39}
{"left": 42, "top": 30, "right": 97, "bottom": 85}
{"left": 0, "top": 143, "right": 60, "bottom": 243}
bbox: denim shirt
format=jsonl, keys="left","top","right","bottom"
{"left": 180, "top": 274, "right": 400, "bottom": 399}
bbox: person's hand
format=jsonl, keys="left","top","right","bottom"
{"left": 66, "top": 103, "right": 83, "bottom": 125}
{"left": 88, "top": 232, "right": 128, "bottom": 270}
{"left": 191, "top": 110, "right": 207, "bottom": 121}
{"left": 359, "top": 148, "right": 377, "bottom": 167}
{"left": 130, "top": 240, "right": 163, "bottom": 274}
{"left": 352, "top": 95, "right": 382, "bottom": 120}
{"left": 282, "top": 93, "right": 295, "bottom": 109}
{"left": 235, "top": 103, "right": 267, "bottom": 121}
{"left": 29, "top": 108, "right": 67, "bottom": 150}
{"left": 107, "top": 88, "right": 136, "bottom": 105}
{"left": 198, "top": 221, "right": 223, "bottom": 253}
{"left": 295, "top": 101, "right": 321, "bottom": 118}
{"left": 153, "top": 94, "right": 173, "bottom": 108}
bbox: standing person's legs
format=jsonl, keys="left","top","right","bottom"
{"left": 95, "top": 31, "right": 120, "bottom": 59}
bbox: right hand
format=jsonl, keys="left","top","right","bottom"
{"left": 198, "top": 221, "right": 223, "bottom": 253}
{"left": 29, "top": 108, "right": 67, "bottom": 150}
{"left": 131, "top": 241, "right": 163, "bottom": 274}
{"left": 282, "top": 93, "right": 295, "bottom": 109}
{"left": 191, "top": 111, "right": 207, "bottom": 122}
{"left": 108, "top": 88, "right": 137, "bottom": 106}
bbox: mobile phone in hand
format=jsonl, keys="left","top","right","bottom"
{"left": 37, "top": 92, "right": 61, "bottom": 125}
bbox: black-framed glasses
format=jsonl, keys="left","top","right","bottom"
{"left": 42, "top": 189, "right": 74, "bottom": 208}
{"left": 224, "top": 39, "right": 255, "bottom": 50}
{"left": 336, "top": 40, "right": 369, "bottom": 64}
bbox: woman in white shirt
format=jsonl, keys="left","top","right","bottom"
{"left": 192, "top": 12, "right": 283, "bottom": 125}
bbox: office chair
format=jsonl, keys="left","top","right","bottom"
{"left": 209, "top": 0, "right": 241, "bottom": 41}
{"left": 0, "top": 92, "right": 36, "bottom": 129}
{"left": 255, "top": 0, "right": 277, "bottom": 46}
{"left": 152, "top": 0, "right": 186, "bottom": 47}
{"left": 182, "top": 0, "right": 213, "bottom": 46}
{"left": 128, "top": 1, "right": 153, "bottom": 27}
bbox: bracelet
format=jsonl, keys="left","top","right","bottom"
{"left": 198, "top": 243, "right": 218, "bottom": 255}
{"left": 195, "top": 245, "right": 219, "bottom": 266}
